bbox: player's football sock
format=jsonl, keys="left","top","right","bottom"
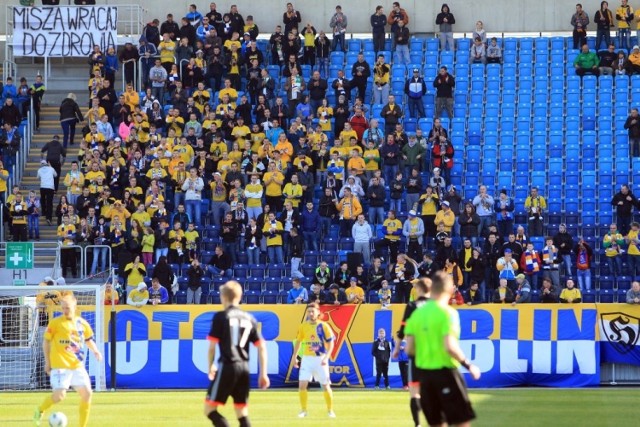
{"left": 238, "top": 416, "right": 251, "bottom": 427}
{"left": 33, "top": 407, "right": 43, "bottom": 426}
{"left": 323, "top": 389, "right": 334, "bottom": 412}
{"left": 207, "top": 410, "right": 230, "bottom": 427}
{"left": 38, "top": 396, "right": 54, "bottom": 413}
{"left": 410, "top": 397, "right": 421, "bottom": 426}
{"left": 79, "top": 400, "right": 91, "bottom": 427}
{"left": 299, "top": 389, "right": 308, "bottom": 411}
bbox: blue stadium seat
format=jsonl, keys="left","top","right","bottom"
{"left": 234, "top": 264, "right": 248, "bottom": 279}
{"left": 363, "top": 39, "right": 375, "bottom": 52}
{"left": 302, "top": 264, "right": 316, "bottom": 279}
{"left": 266, "top": 65, "right": 280, "bottom": 80}
{"left": 501, "top": 117, "right": 515, "bottom": 131}
{"left": 249, "top": 264, "right": 267, "bottom": 279}
{"left": 368, "top": 291, "right": 380, "bottom": 304}
{"left": 245, "top": 277, "right": 263, "bottom": 292}
{"left": 599, "top": 276, "right": 615, "bottom": 290}
{"left": 301, "top": 64, "right": 312, "bottom": 79}
{"left": 498, "top": 172, "right": 512, "bottom": 189}
{"left": 330, "top": 51, "right": 345, "bottom": 65}
{"left": 530, "top": 290, "right": 541, "bottom": 303}
{"left": 263, "top": 278, "right": 281, "bottom": 293}
{"left": 617, "top": 276, "right": 632, "bottom": 290}
{"left": 599, "top": 289, "right": 615, "bottom": 303}
{"left": 262, "top": 290, "right": 279, "bottom": 304}
{"left": 456, "top": 38, "right": 471, "bottom": 52}
{"left": 440, "top": 51, "right": 454, "bottom": 67}
{"left": 425, "top": 38, "right": 439, "bottom": 51}
{"left": 338, "top": 238, "right": 355, "bottom": 251}
{"left": 582, "top": 290, "right": 596, "bottom": 303}
{"left": 531, "top": 171, "right": 545, "bottom": 189}
{"left": 410, "top": 38, "right": 424, "bottom": 52}
{"left": 267, "top": 264, "right": 286, "bottom": 278}
{"left": 208, "top": 290, "right": 221, "bottom": 304}
{"left": 178, "top": 277, "right": 189, "bottom": 291}
{"left": 550, "top": 37, "right": 566, "bottom": 50}
{"left": 243, "top": 290, "right": 261, "bottom": 304}
{"left": 348, "top": 39, "right": 362, "bottom": 52}
{"left": 600, "top": 75, "right": 614, "bottom": 91}
{"left": 392, "top": 66, "right": 406, "bottom": 79}
{"left": 503, "top": 38, "right": 518, "bottom": 51}
{"left": 323, "top": 238, "right": 338, "bottom": 252}
{"left": 174, "top": 290, "right": 188, "bottom": 304}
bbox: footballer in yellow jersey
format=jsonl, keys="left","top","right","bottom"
{"left": 292, "top": 303, "right": 336, "bottom": 418}
{"left": 36, "top": 295, "right": 103, "bottom": 427}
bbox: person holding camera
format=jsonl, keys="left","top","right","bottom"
{"left": 185, "top": 258, "right": 205, "bottom": 304}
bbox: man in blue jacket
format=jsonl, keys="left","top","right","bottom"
{"left": 301, "top": 201, "right": 320, "bottom": 251}
{"left": 287, "top": 278, "right": 309, "bottom": 304}
{"left": 404, "top": 68, "right": 427, "bottom": 119}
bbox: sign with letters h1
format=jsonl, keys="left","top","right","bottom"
{"left": 5, "top": 242, "right": 34, "bottom": 269}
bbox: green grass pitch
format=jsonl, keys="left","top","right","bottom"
{"left": 4, "top": 389, "right": 640, "bottom": 426}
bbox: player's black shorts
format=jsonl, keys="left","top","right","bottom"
{"left": 205, "top": 362, "right": 250, "bottom": 407}
{"left": 407, "top": 357, "right": 423, "bottom": 386}
{"left": 420, "top": 368, "right": 475, "bottom": 426}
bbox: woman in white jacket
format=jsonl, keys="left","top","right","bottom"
{"left": 181, "top": 167, "right": 205, "bottom": 227}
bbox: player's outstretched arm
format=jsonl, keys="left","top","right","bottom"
{"left": 42, "top": 338, "right": 52, "bottom": 375}
{"left": 257, "top": 340, "right": 270, "bottom": 389}
{"left": 291, "top": 339, "right": 302, "bottom": 365}
{"left": 444, "top": 335, "right": 481, "bottom": 380}
{"left": 392, "top": 336, "right": 402, "bottom": 359}
{"left": 208, "top": 342, "right": 217, "bottom": 381}
{"left": 86, "top": 339, "right": 103, "bottom": 362}
{"left": 405, "top": 336, "right": 415, "bottom": 357}
{"left": 322, "top": 338, "right": 334, "bottom": 366}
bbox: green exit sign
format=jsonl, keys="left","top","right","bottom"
{"left": 5, "top": 242, "right": 34, "bottom": 269}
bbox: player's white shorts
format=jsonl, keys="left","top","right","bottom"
{"left": 50, "top": 368, "right": 91, "bottom": 390}
{"left": 299, "top": 355, "right": 330, "bottom": 385}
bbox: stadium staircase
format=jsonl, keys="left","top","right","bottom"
{"left": 0, "top": 106, "right": 80, "bottom": 272}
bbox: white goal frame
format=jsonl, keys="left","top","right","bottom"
{"left": 0, "top": 284, "right": 105, "bottom": 391}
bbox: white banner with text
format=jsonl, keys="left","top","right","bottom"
{"left": 12, "top": 6, "right": 117, "bottom": 57}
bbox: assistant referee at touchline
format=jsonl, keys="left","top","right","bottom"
{"left": 405, "top": 271, "right": 481, "bottom": 427}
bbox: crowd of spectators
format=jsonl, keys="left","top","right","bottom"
{"left": 2, "top": 2, "right": 640, "bottom": 306}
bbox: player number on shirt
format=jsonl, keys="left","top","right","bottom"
{"left": 229, "top": 318, "right": 252, "bottom": 348}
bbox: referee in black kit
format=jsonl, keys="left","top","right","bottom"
{"left": 204, "top": 281, "right": 270, "bottom": 427}
{"left": 394, "top": 278, "right": 431, "bottom": 427}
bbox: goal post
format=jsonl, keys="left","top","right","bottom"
{"left": 0, "top": 284, "right": 106, "bottom": 392}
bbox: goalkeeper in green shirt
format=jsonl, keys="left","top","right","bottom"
{"left": 405, "top": 271, "right": 481, "bottom": 426}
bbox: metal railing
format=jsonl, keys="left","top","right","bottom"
{"left": 59, "top": 244, "right": 86, "bottom": 279}
{"left": 122, "top": 58, "right": 138, "bottom": 93}
{"left": 137, "top": 55, "right": 174, "bottom": 94}
{"left": 2, "top": 60, "right": 17, "bottom": 83}
{"left": 83, "top": 245, "right": 112, "bottom": 278}
{"left": 0, "top": 100, "right": 32, "bottom": 242}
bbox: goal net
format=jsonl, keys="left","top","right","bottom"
{"left": 0, "top": 284, "right": 106, "bottom": 391}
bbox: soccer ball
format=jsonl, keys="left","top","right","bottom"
{"left": 49, "top": 412, "right": 68, "bottom": 427}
